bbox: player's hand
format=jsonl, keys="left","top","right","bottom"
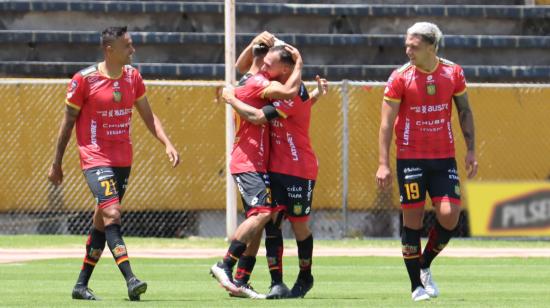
{"left": 166, "top": 144, "right": 180, "bottom": 168}
{"left": 315, "top": 75, "right": 328, "bottom": 97}
{"left": 376, "top": 164, "right": 392, "bottom": 189}
{"left": 253, "top": 31, "right": 275, "bottom": 47}
{"left": 47, "top": 163, "right": 63, "bottom": 186}
{"left": 465, "top": 150, "right": 478, "bottom": 179}
{"left": 284, "top": 44, "right": 302, "bottom": 66}
{"left": 222, "top": 86, "right": 235, "bottom": 104}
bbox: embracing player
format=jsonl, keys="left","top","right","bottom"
{"left": 210, "top": 34, "right": 305, "bottom": 299}
{"left": 223, "top": 32, "right": 328, "bottom": 299}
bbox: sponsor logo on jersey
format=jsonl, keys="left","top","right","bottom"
{"left": 404, "top": 173, "right": 423, "bottom": 180}
{"left": 251, "top": 197, "right": 259, "bottom": 206}
{"left": 67, "top": 80, "right": 78, "bottom": 99}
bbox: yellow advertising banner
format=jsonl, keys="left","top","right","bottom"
{"left": 466, "top": 182, "right": 550, "bottom": 236}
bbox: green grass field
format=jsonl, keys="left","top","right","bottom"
{"left": 1, "top": 236, "right": 550, "bottom": 307}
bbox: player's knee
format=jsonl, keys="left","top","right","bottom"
{"left": 439, "top": 216, "right": 459, "bottom": 230}
{"left": 93, "top": 220, "right": 105, "bottom": 232}
{"left": 402, "top": 208, "right": 424, "bottom": 229}
{"left": 100, "top": 204, "right": 121, "bottom": 225}
{"left": 436, "top": 205, "right": 460, "bottom": 229}
{"left": 292, "top": 222, "right": 311, "bottom": 241}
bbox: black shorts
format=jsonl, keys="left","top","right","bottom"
{"left": 396, "top": 158, "right": 461, "bottom": 209}
{"left": 83, "top": 166, "right": 131, "bottom": 208}
{"left": 270, "top": 172, "right": 315, "bottom": 222}
{"left": 233, "top": 172, "right": 274, "bottom": 217}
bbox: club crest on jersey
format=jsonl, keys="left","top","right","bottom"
{"left": 113, "top": 81, "right": 122, "bottom": 102}
{"left": 426, "top": 75, "right": 436, "bottom": 95}
{"left": 293, "top": 203, "right": 302, "bottom": 215}
{"left": 113, "top": 92, "right": 122, "bottom": 102}
{"left": 426, "top": 84, "right": 436, "bottom": 95}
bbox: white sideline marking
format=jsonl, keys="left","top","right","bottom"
{"left": 2, "top": 247, "right": 550, "bottom": 263}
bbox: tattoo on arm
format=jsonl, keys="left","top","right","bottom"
{"left": 53, "top": 106, "right": 78, "bottom": 165}
{"left": 454, "top": 93, "right": 475, "bottom": 151}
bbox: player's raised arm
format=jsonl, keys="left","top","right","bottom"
{"left": 376, "top": 99, "right": 400, "bottom": 189}
{"left": 135, "top": 96, "right": 180, "bottom": 168}
{"left": 262, "top": 45, "right": 303, "bottom": 100}
{"left": 236, "top": 31, "right": 275, "bottom": 75}
{"left": 453, "top": 93, "right": 478, "bottom": 178}
{"left": 308, "top": 75, "right": 329, "bottom": 104}
{"left": 47, "top": 105, "right": 79, "bottom": 185}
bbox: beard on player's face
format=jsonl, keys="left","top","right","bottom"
{"left": 110, "top": 36, "right": 135, "bottom": 65}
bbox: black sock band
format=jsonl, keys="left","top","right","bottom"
{"left": 296, "top": 234, "right": 313, "bottom": 281}
{"left": 76, "top": 227, "right": 106, "bottom": 286}
{"left": 265, "top": 221, "right": 284, "bottom": 284}
{"left": 402, "top": 227, "right": 422, "bottom": 292}
{"left": 421, "top": 222, "right": 454, "bottom": 269}
{"left": 235, "top": 255, "right": 256, "bottom": 286}
{"left": 105, "top": 224, "right": 134, "bottom": 281}
{"left": 223, "top": 240, "right": 247, "bottom": 269}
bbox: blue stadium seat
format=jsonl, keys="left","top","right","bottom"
{"left": 1, "top": 61, "right": 549, "bottom": 81}
{"left": 2, "top": 30, "right": 550, "bottom": 49}
{"left": 1, "top": 1, "right": 549, "bottom": 19}
{"left": 1, "top": 1, "right": 549, "bottom": 81}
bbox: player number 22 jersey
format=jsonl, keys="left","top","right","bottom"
{"left": 66, "top": 64, "right": 146, "bottom": 170}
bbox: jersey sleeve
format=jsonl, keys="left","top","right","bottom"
{"left": 248, "top": 74, "right": 271, "bottom": 103}
{"left": 133, "top": 68, "right": 146, "bottom": 101}
{"left": 383, "top": 70, "right": 404, "bottom": 103}
{"left": 65, "top": 73, "right": 86, "bottom": 110}
{"left": 453, "top": 65, "right": 467, "bottom": 96}
{"left": 272, "top": 83, "right": 309, "bottom": 119}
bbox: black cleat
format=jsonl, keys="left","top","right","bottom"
{"left": 290, "top": 276, "right": 314, "bottom": 298}
{"left": 72, "top": 284, "right": 98, "bottom": 300}
{"left": 127, "top": 277, "right": 147, "bottom": 301}
{"left": 266, "top": 282, "right": 291, "bottom": 299}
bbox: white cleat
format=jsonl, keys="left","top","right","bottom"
{"left": 420, "top": 268, "right": 439, "bottom": 298}
{"left": 230, "top": 284, "right": 266, "bottom": 299}
{"left": 210, "top": 263, "right": 239, "bottom": 293}
{"left": 411, "top": 286, "right": 431, "bottom": 301}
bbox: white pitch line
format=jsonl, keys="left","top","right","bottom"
{"left": 2, "top": 247, "right": 550, "bottom": 263}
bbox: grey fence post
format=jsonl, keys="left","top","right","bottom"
{"left": 341, "top": 80, "right": 350, "bottom": 238}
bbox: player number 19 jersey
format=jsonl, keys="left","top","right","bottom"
{"left": 383, "top": 58, "right": 467, "bottom": 159}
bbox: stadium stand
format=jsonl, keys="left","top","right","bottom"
{"left": 0, "top": 1, "right": 549, "bottom": 81}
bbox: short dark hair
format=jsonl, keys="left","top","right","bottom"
{"left": 270, "top": 45, "right": 295, "bottom": 66}
{"left": 252, "top": 43, "right": 269, "bottom": 57}
{"left": 101, "top": 26, "right": 128, "bottom": 47}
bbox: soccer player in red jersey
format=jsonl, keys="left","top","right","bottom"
{"left": 376, "top": 22, "right": 478, "bottom": 301}
{"left": 47, "top": 26, "right": 179, "bottom": 301}
{"left": 222, "top": 32, "right": 328, "bottom": 299}
{"left": 210, "top": 34, "right": 305, "bottom": 299}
